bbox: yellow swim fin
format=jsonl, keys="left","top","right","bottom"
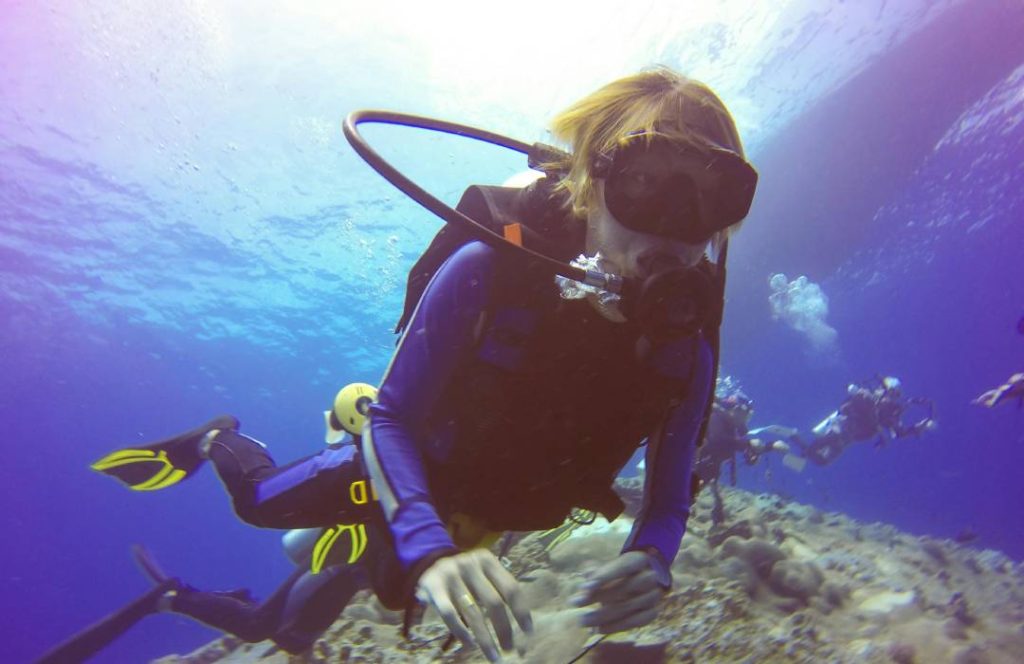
{"left": 91, "top": 415, "right": 238, "bottom": 491}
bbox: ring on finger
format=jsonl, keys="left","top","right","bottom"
{"left": 457, "top": 593, "right": 477, "bottom": 608}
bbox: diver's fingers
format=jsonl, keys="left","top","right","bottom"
{"left": 574, "top": 550, "right": 657, "bottom": 607}
{"left": 481, "top": 551, "right": 533, "bottom": 636}
{"left": 481, "top": 553, "right": 533, "bottom": 642}
{"left": 584, "top": 550, "right": 651, "bottom": 589}
{"left": 452, "top": 587, "right": 501, "bottom": 663}
{"left": 575, "top": 567, "right": 657, "bottom": 607}
{"left": 426, "top": 587, "right": 477, "bottom": 657}
{"left": 580, "top": 587, "right": 664, "bottom": 633}
{"left": 462, "top": 552, "right": 515, "bottom": 652}
{"left": 417, "top": 560, "right": 482, "bottom": 657}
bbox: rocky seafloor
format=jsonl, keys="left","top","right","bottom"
{"left": 155, "top": 482, "right": 1024, "bottom": 663}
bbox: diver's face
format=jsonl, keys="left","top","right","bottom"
{"left": 585, "top": 146, "right": 714, "bottom": 321}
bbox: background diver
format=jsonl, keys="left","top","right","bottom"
{"left": 793, "top": 376, "right": 937, "bottom": 467}
{"left": 40, "top": 384, "right": 376, "bottom": 662}
{"left": 694, "top": 386, "right": 797, "bottom": 526}
{"left": 89, "top": 67, "right": 760, "bottom": 663}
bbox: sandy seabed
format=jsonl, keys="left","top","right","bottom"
{"left": 155, "top": 481, "right": 1024, "bottom": 664}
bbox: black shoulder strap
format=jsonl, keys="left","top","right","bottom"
{"left": 395, "top": 178, "right": 577, "bottom": 335}
{"left": 393, "top": 186, "right": 504, "bottom": 335}
{"left": 689, "top": 242, "right": 728, "bottom": 500}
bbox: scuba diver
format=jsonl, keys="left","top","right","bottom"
{"left": 695, "top": 388, "right": 797, "bottom": 525}
{"left": 91, "top": 67, "right": 759, "bottom": 663}
{"left": 43, "top": 384, "right": 376, "bottom": 662}
{"left": 794, "top": 376, "right": 937, "bottom": 466}
{"left": 972, "top": 372, "right": 1024, "bottom": 409}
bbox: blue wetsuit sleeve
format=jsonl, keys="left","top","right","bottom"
{"left": 364, "top": 241, "right": 495, "bottom": 573}
{"left": 623, "top": 337, "right": 714, "bottom": 567}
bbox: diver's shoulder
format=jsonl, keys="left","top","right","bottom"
{"left": 425, "top": 241, "right": 502, "bottom": 298}
{"left": 443, "top": 239, "right": 500, "bottom": 274}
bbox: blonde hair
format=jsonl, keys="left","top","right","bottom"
{"left": 549, "top": 66, "right": 745, "bottom": 228}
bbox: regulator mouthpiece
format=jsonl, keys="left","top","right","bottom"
{"left": 554, "top": 253, "right": 623, "bottom": 307}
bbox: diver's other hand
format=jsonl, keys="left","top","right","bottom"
{"left": 571, "top": 549, "right": 669, "bottom": 633}
{"left": 416, "top": 548, "right": 532, "bottom": 662}
{"left": 972, "top": 389, "right": 999, "bottom": 407}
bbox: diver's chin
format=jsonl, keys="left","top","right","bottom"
{"left": 588, "top": 292, "right": 627, "bottom": 323}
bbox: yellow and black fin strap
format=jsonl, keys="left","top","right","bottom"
{"left": 310, "top": 523, "right": 368, "bottom": 573}
{"left": 544, "top": 523, "right": 578, "bottom": 552}
{"left": 538, "top": 509, "right": 596, "bottom": 552}
{"left": 538, "top": 520, "right": 579, "bottom": 553}
{"left": 569, "top": 508, "right": 597, "bottom": 526}
{"left": 311, "top": 527, "right": 340, "bottom": 574}
{"left": 90, "top": 449, "right": 187, "bottom": 491}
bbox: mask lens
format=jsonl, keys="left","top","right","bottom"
{"left": 602, "top": 138, "right": 757, "bottom": 243}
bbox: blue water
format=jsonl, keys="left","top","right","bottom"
{"left": 2, "top": 1, "right": 1023, "bottom": 662}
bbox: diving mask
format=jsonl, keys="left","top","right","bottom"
{"left": 594, "top": 134, "right": 757, "bottom": 244}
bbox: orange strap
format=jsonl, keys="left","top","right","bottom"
{"left": 503, "top": 223, "right": 523, "bottom": 247}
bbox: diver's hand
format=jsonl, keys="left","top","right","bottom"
{"left": 416, "top": 548, "right": 533, "bottom": 662}
{"left": 571, "top": 550, "right": 668, "bottom": 633}
{"left": 972, "top": 389, "right": 998, "bottom": 407}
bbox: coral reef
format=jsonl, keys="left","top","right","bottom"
{"left": 153, "top": 484, "right": 1024, "bottom": 663}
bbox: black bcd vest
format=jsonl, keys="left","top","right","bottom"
{"left": 411, "top": 180, "right": 700, "bottom": 531}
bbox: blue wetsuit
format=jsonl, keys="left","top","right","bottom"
{"left": 202, "top": 188, "right": 713, "bottom": 608}
{"left": 363, "top": 239, "right": 713, "bottom": 588}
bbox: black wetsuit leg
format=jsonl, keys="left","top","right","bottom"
{"left": 172, "top": 559, "right": 382, "bottom": 654}
{"left": 802, "top": 433, "right": 844, "bottom": 466}
{"left": 710, "top": 479, "right": 725, "bottom": 527}
{"left": 170, "top": 567, "right": 306, "bottom": 645}
{"left": 203, "top": 433, "right": 410, "bottom": 613}
{"left": 206, "top": 432, "right": 375, "bottom": 528}
{"left": 272, "top": 566, "right": 369, "bottom": 654}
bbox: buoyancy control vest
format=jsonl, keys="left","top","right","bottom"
{"left": 405, "top": 180, "right": 703, "bottom": 531}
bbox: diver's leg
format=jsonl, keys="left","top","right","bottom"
{"left": 710, "top": 479, "right": 725, "bottom": 527}
{"left": 207, "top": 432, "right": 374, "bottom": 528}
{"left": 360, "top": 505, "right": 409, "bottom": 611}
{"left": 272, "top": 565, "right": 370, "bottom": 654}
{"left": 202, "top": 429, "right": 280, "bottom": 521}
{"left": 803, "top": 442, "right": 829, "bottom": 466}
{"left": 800, "top": 433, "right": 841, "bottom": 466}
{"left": 168, "top": 566, "right": 307, "bottom": 644}
{"left": 173, "top": 526, "right": 375, "bottom": 653}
